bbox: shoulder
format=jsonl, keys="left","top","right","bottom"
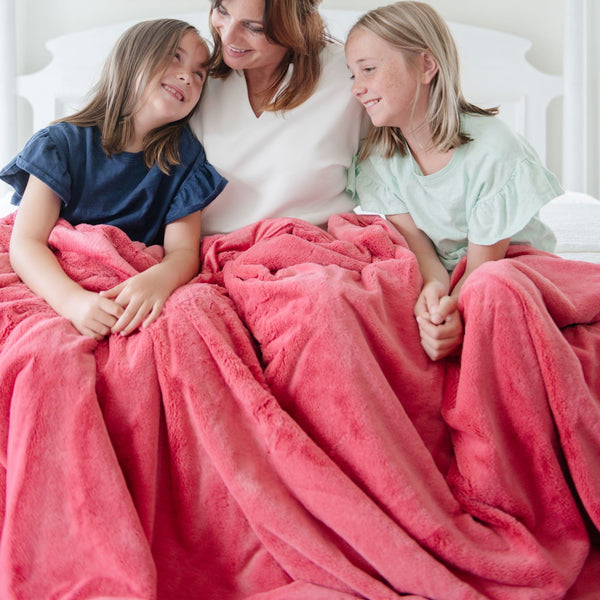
{"left": 46, "top": 121, "right": 92, "bottom": 143}
{"left": 35, "top": 122, "right": 101, "bottom": 159}
{"left": 177, "top": 126, "right": 205, "bottom": 160}
{"left": 349, "top": 151, "right": 412, "bottom": 213}
{"left": 319, "top": 42, "right": 351, "bottom": 85}
{"left": 359, "top": 150, "right": 411, "bottom": 183}
{"left": 460, "top": 114, "right": 536, "bottom": 161}
{"left": 17, "top": 122, "right": 92, "bottom": 164}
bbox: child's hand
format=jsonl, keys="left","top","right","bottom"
{"left": 415, "top": 284, "right": 463, "bottom": 360}
{"left": 414, "top": 280, "right": 447, "bottom": 323}
{"left": 63, "top": 289, "right": 125, "bottom": 341}
{"left": 100, "top": 270, "right": 170, "bottom": 336}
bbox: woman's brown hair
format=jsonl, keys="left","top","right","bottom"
{"left": 208, "top": 0, "right": 330, "bottom": 112}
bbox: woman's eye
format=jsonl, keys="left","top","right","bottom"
{"left": 246, "top": 23, "right": 264, "bottom": 34}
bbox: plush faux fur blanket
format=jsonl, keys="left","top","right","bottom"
{"left": 0, "top": 212, "right": 599, "bottom": 600}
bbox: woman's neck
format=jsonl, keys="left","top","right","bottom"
{"left": 244, "top": 66, "right": 281, "bottom": 117}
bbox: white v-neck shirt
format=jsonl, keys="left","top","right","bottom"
{"left": 191, "top": 43, "right": 364, "bottom": 235}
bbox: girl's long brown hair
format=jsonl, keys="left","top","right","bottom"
{"left": 58, "top": 19, "right": 205, "bottom": 173}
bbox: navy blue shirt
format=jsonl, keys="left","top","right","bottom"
{"left": 0, "top": 123, "right": 227, "bottom": 245}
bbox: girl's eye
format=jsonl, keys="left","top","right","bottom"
{"left": 216, "top": 3, "right": 227, "bottom": 16}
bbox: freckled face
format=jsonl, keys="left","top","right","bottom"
{"left": 346, "top": 28, "right": 423, "bottom": 130}
{"left": 211, "top": 0, "right": 288, "bottom": 73}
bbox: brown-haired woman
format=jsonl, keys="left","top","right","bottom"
{"left": 191, "top": 0, "right": 365, "bottom": 235}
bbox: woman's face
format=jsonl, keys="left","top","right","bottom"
{"left": 211, "top": 0, "right": 288, "bottom": 73}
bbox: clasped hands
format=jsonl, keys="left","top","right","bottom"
{"left": 414, "top": 280, "right": 463, "bottom": 361}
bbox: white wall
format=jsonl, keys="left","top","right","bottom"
{"left": 15, "top": 0, "right": 564, "bottom": 76}
{"left": 8, "top": 0, "right": 580, "bottom": 193}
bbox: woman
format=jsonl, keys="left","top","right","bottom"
{"left": 191, "top": 0, "right": 364, "bottom": 235}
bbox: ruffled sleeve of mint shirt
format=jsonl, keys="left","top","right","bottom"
{"left": 467, "top": 156, "right": 561, "bottom": 250}
{"left": 347, "top": 154, "right": 408, "bottom": 215}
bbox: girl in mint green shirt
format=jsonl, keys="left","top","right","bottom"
{"left": 345, "top": 1, "right": 562, "bottom": 361}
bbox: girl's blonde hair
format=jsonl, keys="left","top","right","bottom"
{"left": 348, "top": 1, "right": 498, "bottom": 161}
{"left": 59, "top": 19, "right": 205, "bottom": 174}
{"left": 208, "top": 0, "right": 330, "bottom": 112}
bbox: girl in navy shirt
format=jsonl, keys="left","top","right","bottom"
{"left": 0, "top": 18, "right": 226, "bottom": 339}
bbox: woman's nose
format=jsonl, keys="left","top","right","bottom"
{"left": 219, "top": 20, "right": 238, "bottom": 44}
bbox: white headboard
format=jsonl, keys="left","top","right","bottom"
{"left": 13, "top": 10, "right": 561, "bottom": 164}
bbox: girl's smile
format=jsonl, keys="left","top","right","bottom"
{"left": 131, "top": 30, "right": 208, "bottom": 148}
{"left": 345, "top": 27, "right": 439, "bottom": 141}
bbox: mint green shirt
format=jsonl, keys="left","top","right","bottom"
{"left": 347, "top": 114, "right": 561, "bottom": 271}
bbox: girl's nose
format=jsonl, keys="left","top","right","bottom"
{"left": 351, "top": 79, "right": 365, "bottom": 97}
{"left": 177, "top": 71, "right": 191, "bottom": 85}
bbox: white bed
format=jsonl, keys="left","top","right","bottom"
{"left": 2, "top": 9, "right": 599, "bottom": 262}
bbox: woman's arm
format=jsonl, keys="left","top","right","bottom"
{"left": 103, "top": 210, "right": 203, "bottom": 336}
{"left": 9, "top": 175, "right": 124, "bottom": 340}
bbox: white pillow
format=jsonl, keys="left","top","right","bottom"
{"left": 540, "top": 191, "right": 600, "bottom": 262}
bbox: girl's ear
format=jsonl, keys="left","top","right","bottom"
{"left": 420, "top": 51, "right": 439, "bottom": 85}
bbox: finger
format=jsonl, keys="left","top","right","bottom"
{"left": 97, "top": 296, "right": 126, "bottom": 320}
{"left": 437, "top": 296, "right": 459, "bottom": 321}
{"left": 419, "top": 327, "right": 461, "bottom": 359}
{"left": 119, "top": 312, "right": 147, "bottom": 336}
{"left": 416, "top": 317, "right": 462, "bottom": 360}
{"left": 100, "top": 282, "right": 126, "bottom": 300}
{"left": 79, "top": 322, "right": 109, "bottom": 341}
{"left": 140, "top": 307, "right": 158, "bottom": 330}
{"left": 112, "top": 302, "right": 149, "bottom": 336}
{"left": 416, "top": 315, "right": 441, "bottom": 338}
{"left": 423, "top": 288, "right": 442, "bottom": 316}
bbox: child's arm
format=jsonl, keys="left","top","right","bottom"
{"left": 387, "top": 213, "right": 450, "bottom": 316}
{"left": 387, "top": 213, "right": 463, "bottom": 361}
{"left": 9, "top": 175, "right": 125, "bottom": 340}
{"left": 102, "top": 210, "right": 202, "bottom": 336}
{"left": 417, "top": 238, "right": 510, "bottom": 360}
{"left": 451, "top": 239, "right": 510, "bottom": 299}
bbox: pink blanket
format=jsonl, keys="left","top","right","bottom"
{"left": 0, "top": 212, "right": 599, "bottom": 599}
